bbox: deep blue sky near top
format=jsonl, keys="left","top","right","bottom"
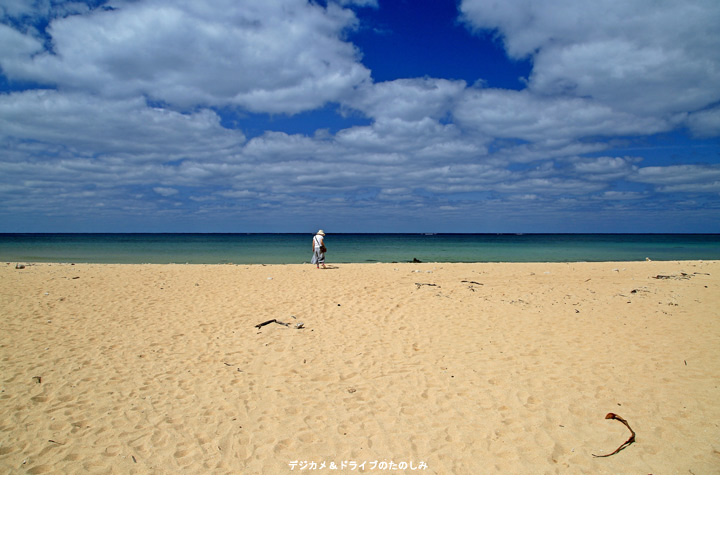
{"left": 1, "top": 0, "right": 719, "bottom": 233}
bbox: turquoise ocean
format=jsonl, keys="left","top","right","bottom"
{"left": 1, "top": 233, "right": 718, "bottom": 264}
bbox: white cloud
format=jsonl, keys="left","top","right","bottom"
{"left": 0, "top": 0, "right": 37, "bottom": 19}
{"left": 599, "top": 191, "right": 646, "bottom": 200}
{"left": 0, "top": 1, "right": 717, "bottom": 232}
{"left": 1, "top": 85, "right": 712, "bottom": 225}
{"left": 348, "top": 77, "right": 467, "bottom": 121}
{"left": 0, "top": 90, "right": 246, "bottom": 162}
{"left": 494, "top": 177, "right": 599, "bottom": 196}
{"left": 0, "top": 21, "right": 43, "bottom": 60}
{"left": 154, "top": 187, "right": 179, "bottom": 196}
{"left": 686, "top": 106, "right": 720, "bottom": 138}
{"left": 656, "top": 182, "right": 720, "bottom": 194}
{"left": 1, "top": 0, "right": 370, "bottom": 114}
{"left": 216, "top": 189, "right": 256, "bottom": 198}
{"left": 336, "top": 117, "right": 470, "bottom": 156}
{"left": 453, "top": 88, "right": 669, "bottom": 142}
{"left": 460, "top": 0, "right": 720, "bottom": 116}
{"left": 1, "top": 1, "right": 93, "bottom": 21}
{"left": 568, "top": 156, "right": 640, "bottom": 181}
{"left": 491, "top": 140, "right": 613, "bottom": 165}
{"left": 636, "top": 165, "right": 720, "bottom": 188}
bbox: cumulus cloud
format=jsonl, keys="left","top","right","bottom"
{"left": 453, "top": 88, "right": 669, "bottom": 142}
{"left": 1, "top": 0, "right": 370, "bottom": 114}
{"left": 0, "top": 0, "right": 39, "bottom": 21}
{"left": 567, "top": 157, "right": 641, "bottom": 182}
{"left": 0, "top": 20, "right": 43, "bottom": 58}
{"left": 599, "top": 191, "right": 647, "bottom": 201}
{"left": 0, "top": 90, "right": 246, "bottom": 162}
{"left": 348, "top": 77, "right": 467, "bottom": 121}
{"left": 686, "top": 106, "right": 720, "bottom": 138}
{"left": 0, "top": 0, "right": 718, "bottom": 231}
{"left": 153, "top": 187, "right": 179, "bottom": 196}
{"left": 1, "top": 0, "right": 93, "bottom": 21}
{"left": 656, "top": 182, "right": 720, "bottom": 194}
{"left": 460, "top": 0, "right": 720, "bottom": 116}
{"left": 636, "top": 165, "right": 720, "bottom": 189}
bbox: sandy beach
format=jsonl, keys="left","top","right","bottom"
{"left": 1, "top": 260, "right": 718, "bottom": 474}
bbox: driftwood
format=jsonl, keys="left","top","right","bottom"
{"left": 461, "top": 280, "right": 483, "bottom": 286}
{"left": 652, "top": 272, "right": 708, "bottom": 280}
{"left": 653, "top": 273, "right": 689, "bottom": 280}
{"left": 255, "top": 319, "right": 290, "bottom": 329}
{"left": 592, "top": 413, "right": 636, "bottom": 458}
{"left": 415, "top": 283, "right": 438, "bottom": 289}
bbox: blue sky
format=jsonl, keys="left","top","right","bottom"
{"left": 1, "top": 0, "right": 719, "bottom": 233}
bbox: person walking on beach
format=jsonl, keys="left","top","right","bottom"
{"left": 311, "top": 229, "right": 326, "bottom": 269}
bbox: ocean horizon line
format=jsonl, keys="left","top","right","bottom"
{"left": 3, "top": 232, "right": 720, "bottom": 236}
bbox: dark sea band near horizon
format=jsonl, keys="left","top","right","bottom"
{"left": 1, "top": 233, "right": 719, "bottom": 265}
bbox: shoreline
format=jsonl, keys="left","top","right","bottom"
{"left": 3, "top": 232, "right": 718, "bottom": 266}
{"left": 2, "top": 260, "right": 718, "bottom": 474}
{"left": 4, "top": 258, "right": 719, "bottom": 265}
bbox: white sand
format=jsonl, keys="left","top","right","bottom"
{"left": 1, "top": 260, "right": 718, "bottom": 474}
